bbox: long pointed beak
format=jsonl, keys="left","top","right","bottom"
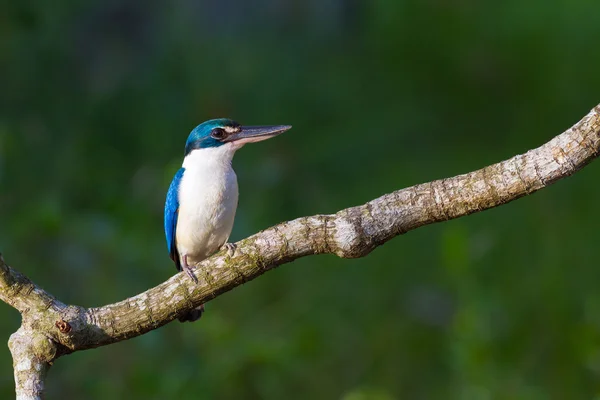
{"left": 225, "top": 125, "right": 292, "bottom": 145}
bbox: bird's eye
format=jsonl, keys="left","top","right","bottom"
{"left": 211, "top": 128, "right": 227, "bottom": 140}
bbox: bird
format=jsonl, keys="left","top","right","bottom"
{"left": 164, "top": 118, "right": 291, "bottom": 322}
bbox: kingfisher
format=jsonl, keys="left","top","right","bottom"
{"left": 164, "top": 118, "right": 291, "bottom": 322}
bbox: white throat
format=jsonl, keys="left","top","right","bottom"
{"left": 182, "top": 143, "right": 237, "bottom": 170}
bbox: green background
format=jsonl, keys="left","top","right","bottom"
{"left": 2, "top": 1, "right": 600, "bottom": 398}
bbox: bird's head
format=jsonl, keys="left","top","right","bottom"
{"left": 185, "top": 118, "right": 291, "bottom": 156}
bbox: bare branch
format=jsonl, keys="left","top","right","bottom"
{"left": 0, "top": 254, "right": 65, "bottom": 316}
{"left": 1, "top": 104, "right": 599, "bottom": 398}
{"left": 9, "top": 327, "right": 56, "bottom": 400}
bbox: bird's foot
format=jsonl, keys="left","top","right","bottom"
{"left": 183, "top": 265, "right": 198, "bottom": 284}
{"left": 221, "top": 242, "right": 237, "bottom": 257}
{"left": 182, "top": 254, "right": 199, "bottom": 284}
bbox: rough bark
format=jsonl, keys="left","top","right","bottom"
{"left": 1, "top": 104, "right": 599, "bottom": 398}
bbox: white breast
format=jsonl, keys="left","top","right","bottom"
{"left": 176, "top": 145, "right": 239, "bottom": 263}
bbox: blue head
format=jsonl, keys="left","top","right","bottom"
{"left": 185, "top": 118, "right": 291, "bottom": 156}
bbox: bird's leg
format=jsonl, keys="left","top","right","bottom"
{"left": 220, "top": 243, "right": 237, "bottom": 257}
{"left": 181, "top": 254, "right": 199, "bottom": 284}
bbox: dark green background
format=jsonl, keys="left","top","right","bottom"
{"left": 2, "top": 1, "right": 600, "bottom": 398}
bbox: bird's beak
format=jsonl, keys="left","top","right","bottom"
{"left": 225, "top": 125, "right": 292, "bottom": 145}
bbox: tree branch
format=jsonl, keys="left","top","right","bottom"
{"left": 2, "top": 104, "right": 599, "bottom": 398}
{"left": 9, "top": 328, "right": 55, "bottom": 400}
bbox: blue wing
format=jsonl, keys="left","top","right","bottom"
{"left": 164, "top": 168, "right": 185, "bottom": 271}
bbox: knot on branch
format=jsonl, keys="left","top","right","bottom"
{"left": 331, "top": 211, "right": 374, "bottom": 258}
{"left": 55, "top": 319, "right": 72, "bottom": 333}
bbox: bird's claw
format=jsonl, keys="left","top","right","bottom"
{"left": 221, "top": 242, "right": 237, "bottom": 257}
{"left": 182, "top": 264, "right": 198, "bottom": 284}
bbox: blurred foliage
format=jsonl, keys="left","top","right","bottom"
{"left": 1, "top": 0, "right": 600, "bottom": 398}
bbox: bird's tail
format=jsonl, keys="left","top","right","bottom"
{"left": 178, "top": 304, "right": 205, "bottom": 323}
